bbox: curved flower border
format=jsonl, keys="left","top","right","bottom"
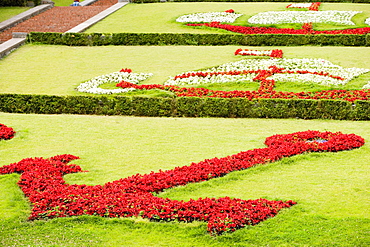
{"left": 0, "top": 131, "right": 364, "bottom": 235}
{"left": 286, "top": 2, "right": 321, "bottom": 11}
{"left": 248, "top": 11, "right": 361, "bottom": 25}
{"left": 176, "top": 10, "right": 242, "bottom": 23}
{"left": 0, "top": 124, "right": 15, "bottom": 140}
{"left": 76, "top": 68, "right": 153, "bottom": 94}
{"left": 184, "top": 3, "right": 370, "bottom": 35}
{"left": 163, "top": 56, "right": 369, "bottom": 87}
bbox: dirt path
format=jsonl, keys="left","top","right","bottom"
{"left": 0, "top": 0, "right": 117, "bottom": 43}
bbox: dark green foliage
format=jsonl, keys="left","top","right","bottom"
{"left": 175, "top": 97, "right": 204, "bottom": 117}
{"left": 0, "top": 0, "right": 26, "bottom": 6}
{"left": 131, "top": 97, "right": 174, "bottom": 117}
{"left": 0, "top": 94, "right": 368, "bottom": 120}
{"left": 28, "top": 32, "right": 369, "bottom": 47}
{"left": 352, "top": 100, "right": 370, "bottom": 120}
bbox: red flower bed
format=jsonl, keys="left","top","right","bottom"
{"left": 116, "top": 66, "right": 370, "bottom": 102}
{"left": 0, "top": 124, "right": 15, "bottom": 140}
{"left": 0, "top": 131, "right": 364, "bottom": 235}
{"left": 186, "top": 22, "right": 370, "bottom": 35}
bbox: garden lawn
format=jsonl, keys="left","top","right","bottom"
{"left": 0, "top": 113, "right": 369, "bottom": 246}
{"left": 0, "top": 7, "right": 31, "bottom": 23}
{"left": 85, "top": 3, "right": 370, "bottom": 33}
{"left": 53, "top": 0, "right": 76, "bottom": 6}
{"left": 0, "top": 45, "right": 369, "bottom": 95}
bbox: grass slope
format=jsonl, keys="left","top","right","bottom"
{"left": 0, "top": 45, "right": 369, "bottom": 95}
{"left": 85, "top": 3, "right": 370, "bottom": 33}
{"left": 0, "top": 7, "right": 30, "bottom": 22}
{"left": 0, "top": 113, "right": 369, "bottom": 246}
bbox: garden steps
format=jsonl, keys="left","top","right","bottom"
{"left": 0, "top": 6, "right": 110, "bottom": 43}
{"left": 0, "top": 0, "right": 124, "bottom": 58}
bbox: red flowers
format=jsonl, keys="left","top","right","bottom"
{"left": 120, "top": 68, "right": 132, "bottom": 73}
{"left": 224, "top": 9, "right": 235, "bottom": 13}
{"left": 0, "top": 131, "right": 364, "bottom": 235}
{"left": 116, "top": 66, "right": 370, "bottom": 102}
{"left": 0, "top": 123, "right": 15, "bottom": 140}
{"left": 234, "top": 49, "right": 284, "bottom": 58}
{"left": 186, "top": 22, "right": 370, "bottom": 35}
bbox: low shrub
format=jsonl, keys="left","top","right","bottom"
{"left": 0, "top": 93, "right": 369, "bottom": 120}
{"left": 28, "top": 32, "right": 370, "bottom": 47}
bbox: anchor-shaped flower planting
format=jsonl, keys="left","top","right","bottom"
{"left": 0, "top": 131, "right": 364, "bottom": 235}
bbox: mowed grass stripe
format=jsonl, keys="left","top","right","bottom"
{"left": 0, "top": 45, "right": 369, "bottom": 95}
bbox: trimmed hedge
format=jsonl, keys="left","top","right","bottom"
{"left": 0, "top": 0, "right": 42, "bottom": 6}
{"left": 28, "top": 32, "right": 370, "bottom": 47}
{"left": 0, "top": 94, "right": 369, "bottom": 120}
{"left": 0, "top": 0, "right": 25, "bottom": 6}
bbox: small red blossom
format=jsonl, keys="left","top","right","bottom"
{"left": 120, "top": 68, "right": 132, "bottom": 73}
{"left": 224, "top": 9, "right": 235, "bottom": 13}
{"left": 0, "top": 123, "right": 15, "bottom": 140}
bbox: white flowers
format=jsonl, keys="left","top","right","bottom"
{"left": 76, "top": 71, "right": 153, "bottom": 94}
{"left": 176, "top": 12, "right": 243, "bottom": 23}
{"left": 365, "top": 18, "right": 370, "bottom": 25}
{"left": 165, "top": 58, "right": 369, "bottom": 87}
{"left": 362, "top": 81, "right": 370, "bottom": 89}
{"left": 248, "top": 11, "right": 361, "bottom": 25}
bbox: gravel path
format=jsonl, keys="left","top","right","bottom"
{"left": 0, "top": 0, "right": 117, "bottom": 43}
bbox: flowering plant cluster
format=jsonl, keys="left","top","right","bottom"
{"left": 366, "top": 18, "right": 370, "bottom": 25}
{"left": 0, "top": 131, "right": 364, "bottom": 235}
{"left": 117, "top": 79, "right": 370, "bottom": 102}
{"left": 0, "top": 123, "right": 15, "bottom": 140}
{"left": 186, "top": 22, "right": 370, "bottom": 35}
{"left": 163, "top": 58, "right": 368, "bottom": 87}
{"left": 184, "top": 4, "right": 369, "bottom": 35}
{"left": 248, "top": 11, "right": 360, "bottom": 25}
{"left": 286, "top": 2, "right": 321, "bottom": 11}
{"left": 234, "top": 49, "right": 284, "bottom": 58}
{"left": 176, "top": 10, "right": 242, "bottom": 23}
{"left": 76, "top": 68, "right": 152, "bottom": 94}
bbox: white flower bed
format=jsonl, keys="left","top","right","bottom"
{"left": 77, "top": 71, "right": 153, "bottom": 94}
{"left": 248, "top": 11, "right": 361, "bottom": 25}
{"left": 165, "top": 58, "right": 369, "bottom": 86}
{"left": 176, "top": 12, "right": 243, "bottom": 23}
{"left": 365, "top": 17, "right": 370, "bottom": 25}
{"left": 165, "top": 74, "right": 256, "bottom": 86}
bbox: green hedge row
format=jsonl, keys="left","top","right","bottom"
{"left": 1, "top": 94, "right": 369, "bottom": 120}
{"left": 0, "top": 0, "right": 25, "bottom": 6}
{"left": 0, "top": 0, "right": 41, "bottom": 6}
{"left": 132, "top": 0, "right": 369, "bottom": 3}
{"left": 28, "top": 32, "right": 370, "bottom": 47}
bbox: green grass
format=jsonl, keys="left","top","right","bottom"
{"left": 0, "top": 113, "right": 369, "bottom": 246}
{"left": 0, "top": 45, "right": 369, "bottom": 96}
{"left": 1, "top": 2, "right": 370, "bottom": 246}
{"left": 53, "top": 0, "right": 76, "bottom": 6}
{"left": 0, "top": 7, "right": 31, "bottom": 22}
{"left": 85, "top": 3, "right": 370, "bottom": 33}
